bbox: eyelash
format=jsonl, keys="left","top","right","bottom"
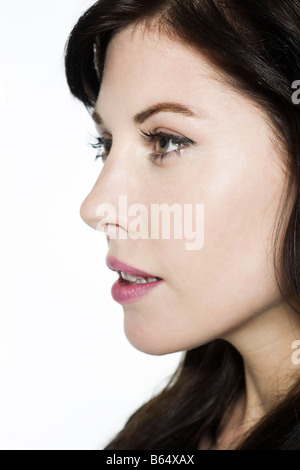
{"left": 141, "top": 130, "right": 195, "bottom": 162}
{"left": 90, "top": 130, "right": 195, "bottom": 163}
{"left": 91, "top": 137, "right": 112, "bottom": 162}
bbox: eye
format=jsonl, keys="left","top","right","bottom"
{"left": 155, "top": 136, "right": 177, "bottom": 154}
{"left": 141, "top": 130, "right": 195, "bottom": 162}
{"left": 90, "top": 136, "right": 112, "bottom": 162}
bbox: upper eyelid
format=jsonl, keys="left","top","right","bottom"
{"left": 141, "top": 130, "right": 196, "bottom": 145}
{"left": 92, "top": 136, "right": 110, "bottom": 145}
{"left": 93, "top": 123, "right": 112, "bottom": 138}
{"left": 95, "top": 128, "right": 194, "bottom": 139}
{"left": 92, "top": 130, "right": 196, "bottom": 150}
{"left": 96, "top": 131, "right": 112, "bottom": 140}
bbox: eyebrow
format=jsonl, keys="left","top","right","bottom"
{"left": 133, "top": 102, "right": 200, "bottom": 124}
{"left": 92, "top": 101, "right": 206, "bottom": 127}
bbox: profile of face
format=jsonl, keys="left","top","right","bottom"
{"left": 80, "top": 23, "right": 288, "bottom": 355}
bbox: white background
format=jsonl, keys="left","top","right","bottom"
{"left": 0, "top": 0, "right": 181, "bottom": 450}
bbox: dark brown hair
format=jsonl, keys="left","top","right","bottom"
{"left": 65, "top": 0, "right": 300, "bottom": 449}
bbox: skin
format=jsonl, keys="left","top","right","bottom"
{"left": 80, "top": 23, "right": 300, "bottom": 449}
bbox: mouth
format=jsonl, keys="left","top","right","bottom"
{"left": 106, "top": 255, "right": 164, "bottom": 304}
{"left": 118, "top": 271, "right": 162, "bottom": 285}
{"left": 106, "top": 255, "right": 163, "bottom": 284}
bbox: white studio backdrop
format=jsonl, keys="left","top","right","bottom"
{"left": 0, "top": 0, "right": 181, "bottom": 450}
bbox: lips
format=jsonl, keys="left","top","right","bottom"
{"left": 105, "top": 255, "right": 164, "bottom": 304}
{"left": 106, "top": 255, "right": 162, "bottom": 279}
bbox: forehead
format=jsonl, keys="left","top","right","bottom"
{"left": 97, "top": 23, "right": 222, "bottom": 108}
{"left": 95, "top": 22, "right": 269, "bottom": 138}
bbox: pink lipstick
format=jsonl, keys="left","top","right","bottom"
{"left": 106, "top": 255, "right": 164, "bottom": 304}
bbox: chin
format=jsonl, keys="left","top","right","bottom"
{"left": 123, "top": 319, "right": 210, "bottom": 356}
{"left": 123, "top": 321, "right": 181, "bottom": 356}
{"left": 125, "top": 331, "right": 174, "bottom": 356}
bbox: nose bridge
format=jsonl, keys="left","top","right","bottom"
{"left": 80, "top": 140, "right": 144, "bottom": 231}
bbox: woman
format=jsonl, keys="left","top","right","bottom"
{"left": 65, "top": 0, "right": 300, "bottom": 450}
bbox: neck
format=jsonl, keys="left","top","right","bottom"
{"left": 223, "top": 301, "right": 300, "bottom": 429}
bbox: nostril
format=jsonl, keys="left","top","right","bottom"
{"left": 96, "top": 223, "right": 127, "bottom": 240}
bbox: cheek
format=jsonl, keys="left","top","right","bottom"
{"left": 122, "top": 130, "right": 286, "bottom": 355}
{"left": 204, "top": 146, "right": 282, "bottom": 272}
{"left": 121, "top": 184, "right": 284, "bottom": 356}
{"left": 156, "top": 148, "right": 284, "bottom": 335}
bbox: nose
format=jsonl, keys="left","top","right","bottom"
{"left": 80, "top": 144, "right": 144, "bottom": 237}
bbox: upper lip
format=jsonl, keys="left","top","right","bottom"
{"left": 106, "top": 255, "right": 161, "bottom": 279}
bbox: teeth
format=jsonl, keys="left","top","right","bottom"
{"left": 121, "top": 272, "right": 143, "bottom": 283}
{"left": 120, "top": 272, "right": 159, "bottom": 284}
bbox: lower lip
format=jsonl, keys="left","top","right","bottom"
{"left": 111, "top": 277, "right": 164, "bottom": 304}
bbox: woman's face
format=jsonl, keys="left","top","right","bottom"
{"left": 80, "top": 23, "right": 287, "bottom": 355}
